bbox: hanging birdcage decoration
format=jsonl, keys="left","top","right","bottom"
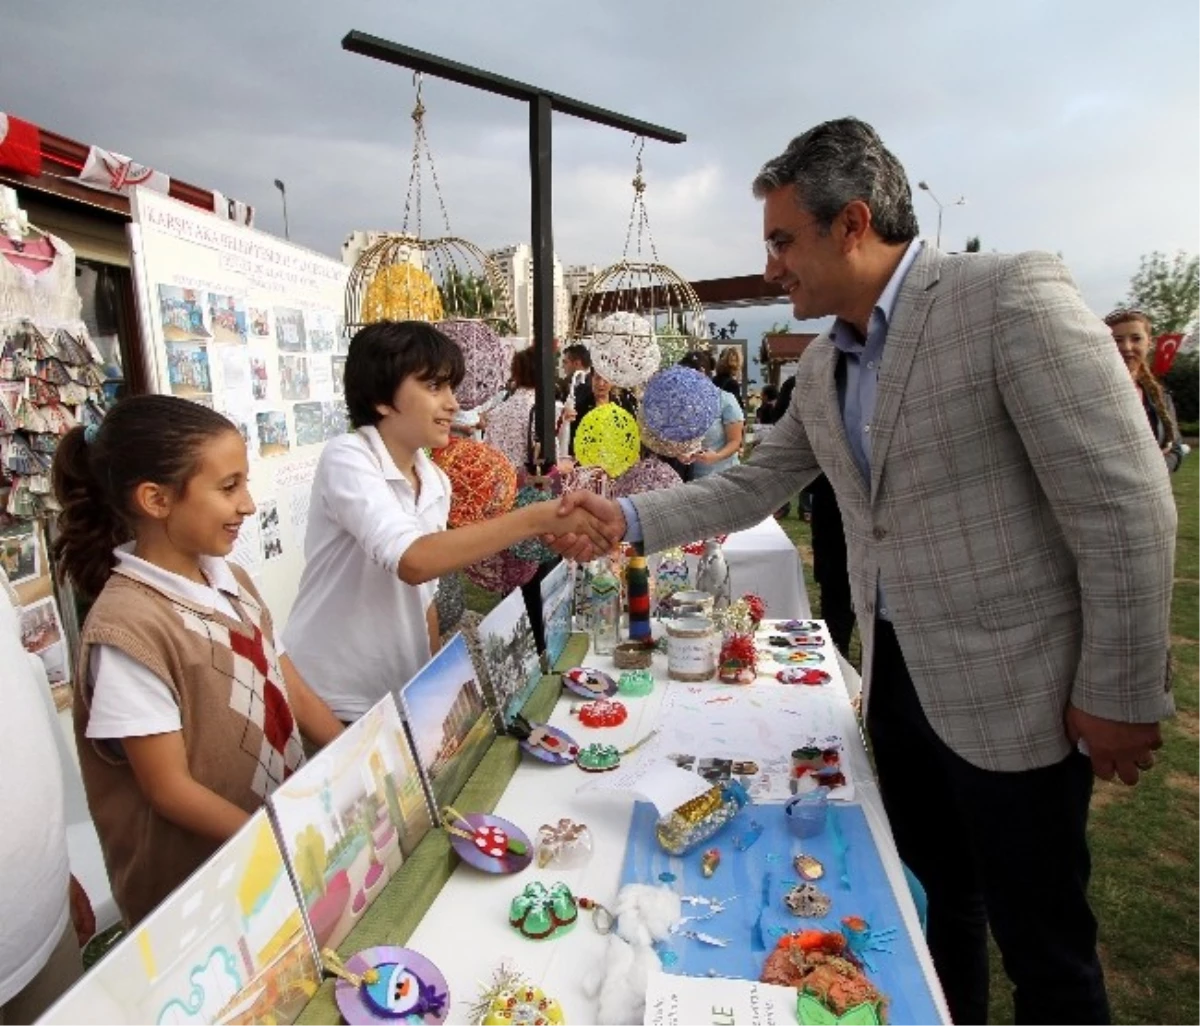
{"left": 567, "top": 140, "right": 708, "bottom": 391}
{"left": 344, "top": 74, "right": 517, "bottom": 408}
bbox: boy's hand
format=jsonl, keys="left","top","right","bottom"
{"left": 536, "top": 501, "right": 614, "bottom": 555}
{"left": 543, "top": 492, "right": 627, "bottom": 561}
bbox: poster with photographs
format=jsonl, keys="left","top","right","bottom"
{"left": 249, "top": 355, "right": 270, "bottom": 400}
{"left": 157, "top": 285, "right": 210, "bottom": 343}
{"left": 293, "top": 402, "right": 325, "bottom": 447}
{"left": 306, "top": 309, "right": 339, "bottom": 353}
{"left": 206, "top": 292, "right": 247, "bottom": 344}
{"left": 248, "top": 306, "right": 271, "bottom": 339}
{"left": 475, "top": 588, "right": 542, "bottom": 730}
{"left": 256, "top": 410, "right": 290, "bottom": 458}
{"left": 332, "top": 355, "right": 347, "bottom": 396}
{"left": 131, "top": 189, "right": 349, "bottom": 631}
{"left": 279, "top": 355, "right": 310, "bottom": 401}
{"left": 274, "top": 307, "right": 306, "bottom": 352}
{"left": 259, "top": 499, "right": 283, "bottom": 561}
{"left": 19, "top": 594, "right": 68, "bottom": 685}
{"left": 0, "top": 520, "right": 40, "bottom": 586}
{"left": 165, "top": 341, "right": 212, "bottom": 399}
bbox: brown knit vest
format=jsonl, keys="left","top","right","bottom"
{"left": 73, "top": 562, "right": 305, "bottom": 926}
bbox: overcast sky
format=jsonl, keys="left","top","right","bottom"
{"left": 4, "top": 0, "right": 1198, "bottom": 355}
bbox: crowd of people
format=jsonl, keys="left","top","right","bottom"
{"left": 1, "top": 114, "right": 1187, "bottom": 1025}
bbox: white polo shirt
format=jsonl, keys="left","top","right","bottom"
{"left": 282, "top": 426, "right": 450, "bottom": 721}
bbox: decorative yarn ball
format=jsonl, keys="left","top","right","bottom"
{"left": 511, "top": 485, "right": 559, "bottom": 564}
{"left": 610, "top": 456, "right": 682, "bottom": 498}
{"left": 574, "top": 404, "right": 640, "bottom": 478}
{"left": 655, "top": 331, "right": 695, "bottom": 370}
{"left": 641, "top": 367, "right": 720, "bottom": 443}
{"left": 363, "top": 263, "right": 445, "bottom": 323}
{"left": 434, "top": 571, "right": 466, "bottom": 634}
{"left": 465, "top": 550, "right": 539, "bottom": 593}
{"left": 560, "top": 464, "right": 611, "bottom": 498}
{"left": 589, "top": 311, "right": 661, "bottom": 389}
{"left": 431, "top": 438, "right": 517, "bottom": 528}
{"left": 638, "top": 420, "right": 703, "bottom": 461}
{"left": 435, "top": 319, "right": 512, "bottom": 410}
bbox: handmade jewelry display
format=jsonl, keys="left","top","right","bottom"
{"left": 328, "top": 946, "right": 450, "bottom": 1025}
{"left": 535, "top": 819, "right": 594, "bottom": 869}
{"left": 509, "top": 881, "right": 579, "bottom": 940}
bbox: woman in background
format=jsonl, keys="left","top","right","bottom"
{"left": 1105, "top": 309, "right": 1185, "bottom": 472}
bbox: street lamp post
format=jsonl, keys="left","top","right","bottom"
{"left": 917, "top": 180, "right": 965, "bottom": 250}
{"left": 273, "top": 178, "right": 290, "bottom": 240}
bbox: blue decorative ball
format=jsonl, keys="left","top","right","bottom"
{"left": 640, "top": 367, "right": 720, "bottom": 443}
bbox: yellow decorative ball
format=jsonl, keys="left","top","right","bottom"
{"left": 362, "top": 263, "right": 445, "bottom": 323}
{"left": 575, "top": 404, "right": 640, "bottom": 478}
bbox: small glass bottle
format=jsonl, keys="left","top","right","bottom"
{"left": 590, "top": 564, "right": 621, "bottom": 657}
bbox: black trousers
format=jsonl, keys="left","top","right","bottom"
{"left": 809, "top": 474, "right": 855, "bottom": 659}
{"left": 867, "top": 619, "right": 1110, "bottom": 1025}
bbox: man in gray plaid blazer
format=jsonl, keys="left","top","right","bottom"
{"left": 554, "top": 119, "right": 1176, "bottom": 1024}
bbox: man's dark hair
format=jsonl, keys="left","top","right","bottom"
{"left": 678, "top": 350, "right": 713, "bottom": 376}
{"left": 563, "top": 343, "right": 591, "bottom": 368}
{"left": 343, "top": 321, "right": 465, "bottom": 428}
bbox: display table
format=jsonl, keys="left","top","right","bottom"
{"left": 300, "top": 629, "right": 949, "bottom": 1025}
{"left": 685, "top": 517, "right": 812, "bottom": 620}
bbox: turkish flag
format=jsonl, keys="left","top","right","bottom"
{"left": 0, "top": 113, "right": 42, "bottom": 176}
{"left": 1153, "top": 334, "right": 1183, "bottom": 377}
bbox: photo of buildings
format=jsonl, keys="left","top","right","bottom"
{"left": 400, "top": 634, "right": 494, "bottom": 816}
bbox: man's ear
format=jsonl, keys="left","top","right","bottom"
{"left": 840, "top": 199, "right": 872, "bottom": 251}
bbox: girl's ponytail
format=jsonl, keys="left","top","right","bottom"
{"left": 51, "top": 425, "right": 127, "bottom": 597}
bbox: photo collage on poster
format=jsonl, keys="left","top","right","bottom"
{"left": 154, "top": 286, "right": 350, "bottom": 461}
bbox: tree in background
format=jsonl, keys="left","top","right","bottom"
{"left": 1120, "top": 251, "right": 1199, "bottom": 336}
{"left": 965, "top": 236, "right": 982, "bottom": 253}
{"left": 441, "top": 267, "right": 516, "bottom": 334}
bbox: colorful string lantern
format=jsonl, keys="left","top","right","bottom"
{"left": 610, "top": 455, "right": 682, "bottom": 498}
{"left": 431, "top": 438, "right": 517, "bottom": 528}
{"left": 589, "top": 311, "right": 661, "bottom": 389}
{"left": 641, "top": 366, "right": 720, "bottom": 442}
{"left": 437, "top": 319, "right": 512, "bottom": 410}
{"left": 344, "top": 75, "right": 516, "bottom": 337}
{"left": 465, "top": 550, "right": 539, "bottom": 593}
{"left": 360, "top": 261, "right": 445, "bottom": 323}
{"left": 655, "top": 327, "right": 694, "bottom": 370}
{"left": 574, "top": 404, "right": 640, "bottom": 478}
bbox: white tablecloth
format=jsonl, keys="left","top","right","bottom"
{"left": 685, "top": 517, "right": 811, "bottom": 620}
{"left": 404, "top": 624, "right": 949, "bottom": 1024}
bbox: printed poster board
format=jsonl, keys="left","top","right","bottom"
{"left": 128, "top": 188, "right": 349, "bottom": 627}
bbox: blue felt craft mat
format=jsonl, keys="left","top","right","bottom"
{"left": 619, "top": 801, "right": 942, "bottom": 1025}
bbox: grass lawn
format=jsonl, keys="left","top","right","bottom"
{"left": 779, "top": 461, "right": 1199, "bottom": 1024}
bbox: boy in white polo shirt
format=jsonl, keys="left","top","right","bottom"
{"left": 283, "top": 321, "right": 608, "bottom": 722}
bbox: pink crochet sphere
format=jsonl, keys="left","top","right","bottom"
{"left": 431, "top": 437, "right": 517, "bottom": 528}
{"left": 465, "top": 550, "right": 539, "bottom": 593}
{"left": 436, "top": 318, "right": 512, "bottom": 409}
{"left": 611, "top": 456, "right": 682, "bottom": 498}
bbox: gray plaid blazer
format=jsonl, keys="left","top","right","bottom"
{"left": 633, "top": 247, "right": 1177, "bottom": 771}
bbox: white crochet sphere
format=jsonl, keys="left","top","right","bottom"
{"left": 589, "top": 311, "right": 661, "bottom": 389}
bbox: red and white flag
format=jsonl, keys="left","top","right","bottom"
{"left": 79, "top": 145, "right": 170, "bottom": 197}
{"left": 0, "top": 113, "right": 42, "bottom": 176}
{"left": 1153, "top": 334, "right": 1183, "bottom": 377}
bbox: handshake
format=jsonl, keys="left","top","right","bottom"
{"left": 534, "top": 491, "right": 628, "bottom": 562}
